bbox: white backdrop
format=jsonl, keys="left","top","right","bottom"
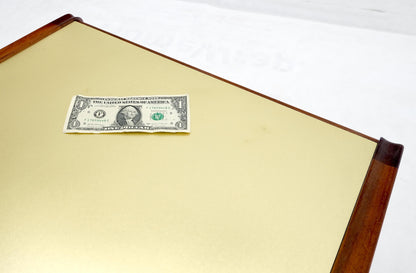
{"left": 183, "top": 0, "right": 416, "bottom": 35}
{"left": 1, "top": 1, "right": 415, "bottom": 272}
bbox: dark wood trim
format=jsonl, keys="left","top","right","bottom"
{"left": 374, "top": 138, "right": 404, "bottom": 167}
{"left": 331, "top": 138, "right": 403, "bottom": 273}
{"left": 0, "top": 14, "right": 82, "bottom": 63}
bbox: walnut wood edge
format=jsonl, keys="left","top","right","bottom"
{"left": 0, "top": 14, "right": 82, "bottom": 63}
{"left": 331, "top": 138, "right": 404, "bottom": 273}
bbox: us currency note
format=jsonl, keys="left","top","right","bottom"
{"left": 63, "top": 95, "right": 190, "bottom": 133}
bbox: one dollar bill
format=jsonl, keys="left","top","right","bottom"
{"left": 63, "top": 95, "right": 190, "bottom": 133}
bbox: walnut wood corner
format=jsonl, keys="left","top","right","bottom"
{"left": 331, "top": 138, "right": 404, "bottom": 273}
{"left": 0, "top": 14, "right": 82, "bottom": 63}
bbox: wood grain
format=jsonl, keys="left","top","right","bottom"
{"left": 331, "top": 138, "right": 403, "bottom": 273}
{"left": 0, "top": 14, "right": 82, "bottom": 63}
